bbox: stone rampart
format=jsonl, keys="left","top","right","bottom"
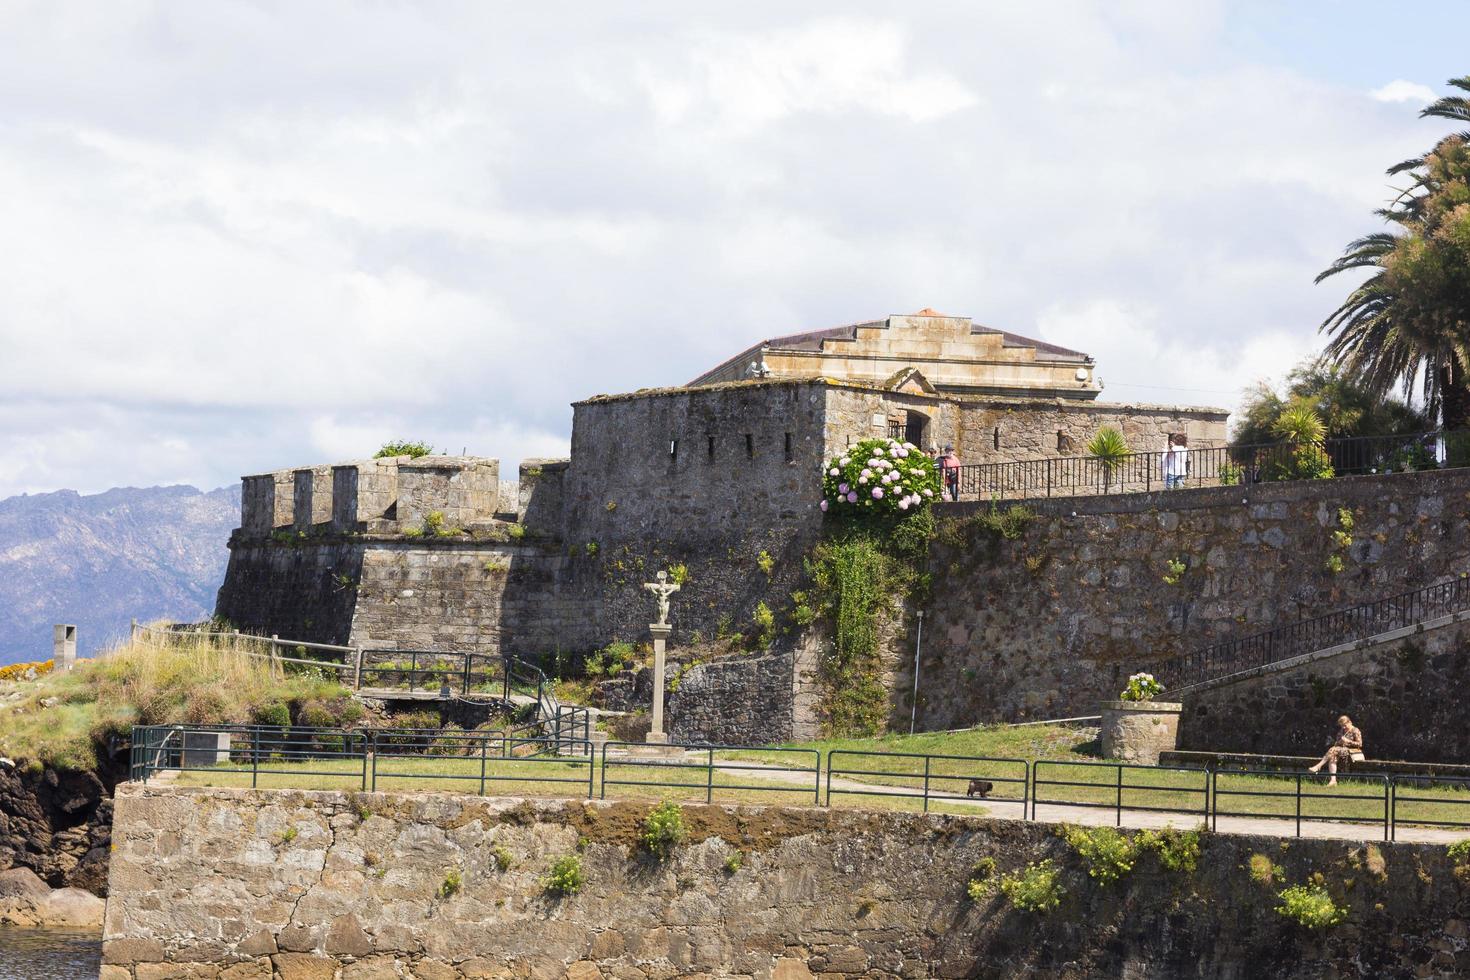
{"left": 917, "top": 468, "right": 1470, "bottom": 727}
{"left": 1179, "top": 611, "right": 1470, "bottom": 762}
{"left": 104, "top": 785, "right": 1470, "bottom": 979}
{"left": 953, "top": 396, "right": 1228, "bottom": 465}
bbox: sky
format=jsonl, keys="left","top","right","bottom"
{"left": 2, "top": 0, "right": 1468, "bottom": 499}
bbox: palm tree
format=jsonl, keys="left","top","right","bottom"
{"left": 1317, "top": 76, "right": 1470, "bottom": 430}
{"left": 1086, "top": 427, "right": 1130, "bottom": 492}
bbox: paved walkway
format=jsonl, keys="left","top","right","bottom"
{"left": 669, "top": 757, "right": 1470, "bottom": 846}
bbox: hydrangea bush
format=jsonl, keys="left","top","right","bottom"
{"left": 820, "top": 437, "right": 942, "bottom": 516}
{"left": 1119, "top": 671, "right": 1165, "bottom": 702}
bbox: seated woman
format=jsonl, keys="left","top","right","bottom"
{"left": 1307, "top": 715, "right": 1364, "bottom": 786}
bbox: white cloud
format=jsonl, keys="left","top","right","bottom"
{"left": 0, "top": 3, "right": 1455, "bottom": 499}
{"left": 1370, "top": 79, "right": 1436, "bottom": 104}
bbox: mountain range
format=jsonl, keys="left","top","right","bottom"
{"left": 0, "top": 484, "right": 240, "bottom": 665}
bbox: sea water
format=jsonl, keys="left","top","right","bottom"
{"left": 0, "top": 928, "right": 102, "bottom": 979}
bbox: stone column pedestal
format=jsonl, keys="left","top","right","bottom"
{"left": 53, "top": 625, "right": 77, "bottom": 672}
{"left": 1099, "top": 700, "right": 1182, "bottom": 765}
{"left": 646, "top": 624, "right": 672, "bottom": 744}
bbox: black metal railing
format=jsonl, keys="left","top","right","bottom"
{"left": 1172, "top": 575, "right": 1470, "bottom": 688}
{"left": 951, "top": 429, "right": 1470, "bottom": 502}
{"left": 129, "top": 725, "right": 1470, "bottom": 841}
{"left": 1031, "top": 760, "right": 1209, "bottom": 825}
{"left": 826, "top": 750, "right": 1028, "bottom": 813}
{"left": 599, "top": 742, "right": 821, "bottom": 805}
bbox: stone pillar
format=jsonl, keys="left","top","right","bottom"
{"left": 240, "top": 475, "right": 275, "bottom": 536}
{"left": 53, "top": 624, "right": 77, "bottom": 671}
{"left": 647, "top": 624, "right": 672, "bottom": 744}
{"left": 271, "top": 472, "right": 294, "bottom": 528}
{"left": 293, "top": 469, "right": 315, "bottom": 532}
{"left": 1099, "top": 700, "right": 1183, "bottom": 765}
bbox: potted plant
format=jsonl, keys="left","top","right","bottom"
{"left": 1099, "top": 672, "right": 1182, "bottom": 765}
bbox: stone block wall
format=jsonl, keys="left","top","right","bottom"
{"left": 104, "top": 786, "right": 1470, "bottom": 979}
{"left": 396, "top": 456, "right": 499, "bottom": 529}
{"left": 518, "top": 458, "right": 568, "bottom": 534}
{"left": 292, "top": 467, "right": 333, "bottom": 530}
{"left": 214, "top": 539, "right": 364, "bottom": 647}
{"left": 916, "top": 468, "right": 1470, "bottom": 728}
{"left": 348, "top": 539, "right": 593, "bottom": 657}
{"left": 240, "top": 475, "right": 274, "bottom": 535}
{"left": 954, "top": 396, "right": 1228, "bottom": 466}
{"left": 1179, "top": 612, "right": 1470, "bottom": 762}
{"left": 599, "top": 649, "right": 805, "bottom": 744}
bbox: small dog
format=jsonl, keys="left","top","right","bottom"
{"left": 966, "top": 779, "right": 994, "bottom": 798}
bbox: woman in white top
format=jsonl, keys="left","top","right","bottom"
{"left": 1162, "top": 433, "right": 1189, "bottom": 489}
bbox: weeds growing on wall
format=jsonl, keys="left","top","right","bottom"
{"left": 999, "top": 859, "right": 1065, "bottom": 913}
{"left": 1276, "top": 882, "right": 1348, "bottom": 929}
{"left": 1061, "top": 825, "right": 1138, "bottom": 885}
{"left": 806, "top": 508, "right": 935, "bottom": 736}
{"left": 544, "top": 853, "right": 586, "bottom": 896}
{"left": 640, "top": 801, "right": 687, "bottom": 860}
{"left": 374, "top": 440, "right": 434, "bottom": 459}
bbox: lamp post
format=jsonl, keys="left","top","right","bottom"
{"left": 909, "top": 610, "right": 924, "bottom": 735}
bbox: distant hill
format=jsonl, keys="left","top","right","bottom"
{"left": 0, "top": 485, "right": 240, "bottom": 665}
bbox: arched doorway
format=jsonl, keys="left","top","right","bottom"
{"left": 905, "top": 410, "right": 929, "bottom": 447}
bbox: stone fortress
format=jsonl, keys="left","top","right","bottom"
{"left": 224, "top": 307, "right": 1408, "bottom": 742}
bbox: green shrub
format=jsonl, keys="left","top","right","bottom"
{"left": 1324, "top": 554, "right": 1345, "bottom": 575}
{"left": 1137, "top": 827, "right": 1202, "bottom": 874}
{"left": 1276, "top": 883, "right": 1347, "bottom": 929}
{"left": 999, "top": 859, "right": 1065, "bottom": 912}
{"left": 1162, "top": 557, "right": 1186, "bottom": 586}
{"left": 1447, "top": 839, "right": 1470, "bottom": 862}
{"left": 641, "top": 801, "right": 686, "bottom": 860}
{"left": 756, "top": 550, "right": 775, "bottom": 576}
{"left": 724, "top": 852, "right": 743, "bottom": 874}
{"left": 492, "top": 845, "right": 513, "bottom": 871}
{"left": 375, "top": 441, "right": 433, "bottom": 459}
{"left": 668, "top": 563, "right": 690, "bottom": 586}
{"left": 1218, "top": 460, "right": 1244, "bottom": 486}
{"left": 966, "top": 856, "right": 998, "bottom": 900}
{"left": 1086, "top": 427, "right": 1130, "bottom": 489}
{"left": 438, "top": 868, "right": 462, "bottom": 898}
{"left": 751, "top": 601, "right": 776, "bottom": 649}
{"left": 971, "top": 502, "right": 1035, "bottom": 540}
{"left": 545, "top": 853, "right": 586, "bottom": 896}
{"left": 1062, "top": 825, "right": 1138, "bottom": 885}
{"left": 252, "top": 701, "right": 291, "bottom": 727}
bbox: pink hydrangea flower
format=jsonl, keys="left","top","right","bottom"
{"left": 820, "top": 499, "right": 829, "bottom": 511}
{"left": 839, "top": 483, "right": 849, "bottom": 494}
{"left": 922, "top": 489, "right": 933, "bottom": 498}
{"left": 847, "top": 491, "right": 858, "bottom": 503}
{"left": 898, "top": 498, "right": 910, "bottom": 510}
{"left": 872, "top": 487, "right": 884, "bottom": 499}
{"left": 860, "top": 468, "right": 873, "bottom": 479}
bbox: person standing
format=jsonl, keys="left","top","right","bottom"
{"left": 940, "top": 445, "right": 961, "bottom": 501}
{"left": 1162, "top": 433, "right": 1189, "bottom": 489}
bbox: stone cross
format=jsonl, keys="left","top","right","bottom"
{"left": 643, "top": 570, "right": 680, "bottom": 627}
{"left": 642, "top": 571, "right": 681, "bottom": 745}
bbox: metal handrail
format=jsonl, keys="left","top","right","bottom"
{"left": 1170, "top": 574, "right": 1470, "bottom": 688}
{"left": 128, "top": 725, "right": 1470, "bottom": 839}
{"left": 951, "top": 428, "right": 1467, "bottom": 501}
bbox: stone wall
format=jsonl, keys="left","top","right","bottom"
{"left": 214, "top": 539, "right": 364, "bottom": 647}
{"left": 916, "top": 468, "right": 1470, "bottom": 728}
{"left": 1179, "top": 611, "right": 1470, "bottom": 762}
{"left": 953, "top": 396, "right": 1228, "bottom": 466}
{"left": 599, "top": 649, "right": 803, "bottom": 744}
{"left": 105, "top": 785, "right": 1470, "bottom": 979}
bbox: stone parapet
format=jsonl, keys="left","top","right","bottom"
{"left": 104, "top": 785, "right": 1470, "bottom": 978}
{"left": 396, "top": 455, "right": 499, "bottom": 529}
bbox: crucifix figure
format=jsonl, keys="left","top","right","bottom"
{"left": 643, "top": 570, "right": 680, "bottom": 626}
{"left": 642, "top": 570, "right": 681, "bottom": 744}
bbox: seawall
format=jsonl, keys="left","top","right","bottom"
{"left": 105, "top": 785, "right": 1470, "bottom": 979}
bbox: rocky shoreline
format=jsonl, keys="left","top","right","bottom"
{"left": 0, "top": 865, "right": 103, "bottom": 929}
{"left": 0, "top": 758, "right": 114, "bottom": 903}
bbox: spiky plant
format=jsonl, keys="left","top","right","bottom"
{"left": 1086, "top": 427, "right": 1130, "bottom": 491}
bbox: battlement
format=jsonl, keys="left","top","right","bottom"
{"left": 238, "top": 455, "right": 513, "bottom": 537}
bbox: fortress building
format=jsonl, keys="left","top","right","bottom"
{"left": 214, "top": 309, "right": 1229, "bottom": 738}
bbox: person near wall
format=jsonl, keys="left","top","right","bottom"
{"left": 940, "top": 445, "right": 961, "bottom": 501}
{"left": 1162, "top": 432, "right": 1190, "bottom": 489}
{"left": 1307, "top": 715, "right": 1364, "bottom": 786}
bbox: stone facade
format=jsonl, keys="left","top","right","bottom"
{"left": 688, "top": 310, "right": 1104, "bottom": 398}
{"left": 1099, "top": 701, "right": 1182, "bottom": 765}
{"left": 105, "top": 785, "right": 1470, "bottom": 979}
{"left": 916, "top": 468, "right": 1470, "bottom": 728}
{"left": 1179, "top": 611, "right": 1470, "bottom": 763}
